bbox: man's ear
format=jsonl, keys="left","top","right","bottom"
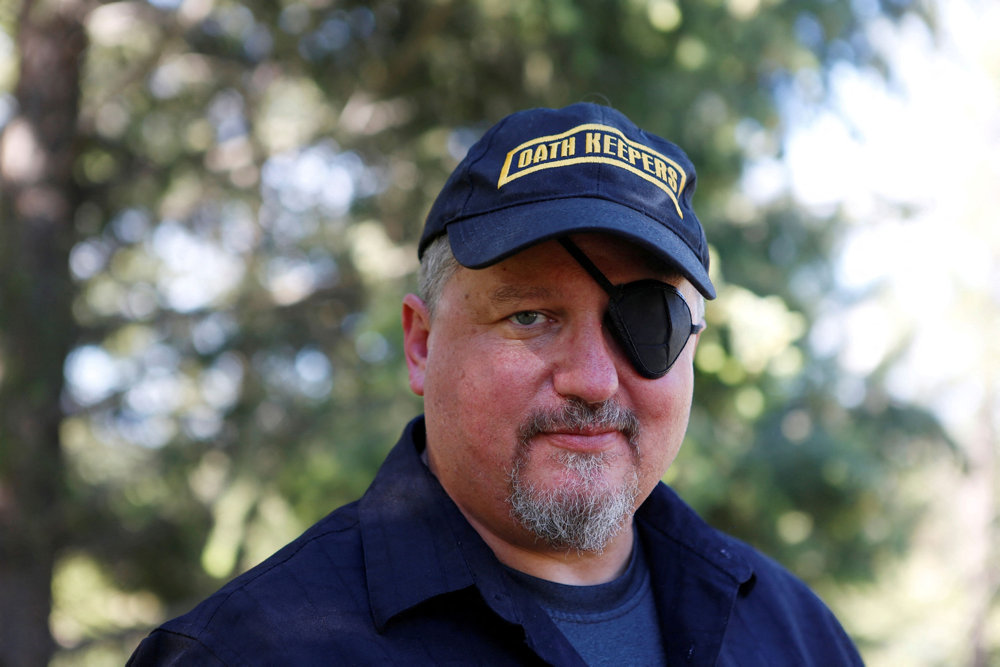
{"left": 401, "top": 293, "right": 431, "bottom": 396}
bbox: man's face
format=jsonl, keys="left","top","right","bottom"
{"left": 402, "top": 234, "right": 701, "bottom": 555}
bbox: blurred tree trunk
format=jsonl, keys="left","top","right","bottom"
{"left": 0, "top": 1, "right": 86, "bottom": 664}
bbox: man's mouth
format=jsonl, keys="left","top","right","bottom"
{"left": 536, "top": 428, "right": 625, "bottom": 454}
{"left": 517, "top": 398, "right": 641, "bottom": 452}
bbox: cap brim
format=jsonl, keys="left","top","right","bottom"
{"left": 445, "top": 197, "right": 716, "bottom": 299}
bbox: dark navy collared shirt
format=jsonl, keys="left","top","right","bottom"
{"left": 129, "top": 416, "right": 863, "bottom": 666}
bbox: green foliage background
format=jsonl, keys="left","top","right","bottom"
{"left": 0, "top": 0, "right": 963, "bottom": 664}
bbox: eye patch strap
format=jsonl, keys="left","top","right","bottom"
{"left": 557, "top": 237, "right": 619, "bottom": 297}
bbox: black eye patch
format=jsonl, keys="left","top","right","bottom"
{"left": 558, "top": 238, "right": 703, "bottom": 379}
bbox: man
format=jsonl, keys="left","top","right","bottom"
{"left": 129, "top": 103, "right": 862, "bottom": 665}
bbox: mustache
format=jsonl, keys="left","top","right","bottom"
{"left": 517, "top": 398, "right": 641, "bottom": 449}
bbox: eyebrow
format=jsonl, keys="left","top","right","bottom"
{"left": 488, "top": 284, "right": 555, "bottom": 305}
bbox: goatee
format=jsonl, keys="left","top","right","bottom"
{"left": 507, "top": 399, "right": 641, "bottom": 553}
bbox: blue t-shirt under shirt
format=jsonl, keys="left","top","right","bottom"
{"left": 504, "top": 536, "right": 667, "bottom": 667}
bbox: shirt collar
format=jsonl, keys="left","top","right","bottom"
{"left": 637, "top": 483, "right": 755, "bottom": 664}
{"left": 358, "top": 416, "right": 525, "bottom": 631}
{"left": 638, "top": 483, "right": 754, "bottom": 585}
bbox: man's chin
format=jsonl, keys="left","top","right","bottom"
{"left": 522, "top": 471, "right": 621, "bottom": 502}
{"left": 527, "top": 451, "right": 631, "bottom": 490}
{"left": 507, "top": 461, "right": 640, "bottom": 553}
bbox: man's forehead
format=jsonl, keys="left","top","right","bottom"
{"left": 488, "top": 284, "right": 557, "bottom": 304}
{"left": 492, "top": 234, "right": 685, "bottom": 284}
{"left": 445, "top": 238, "right": 691, "bottom": 312}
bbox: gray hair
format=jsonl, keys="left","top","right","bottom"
{"left": 690, "top": 290, "right": 706, "bottom": 327}
{"left": 418, "top": 234, "right": 461, "bottom": 316}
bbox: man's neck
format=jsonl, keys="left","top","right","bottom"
{"left": 466, "top": 511, "right": 636, "bottom": 585}
{"left": 421, "top": 441, "right": 636, "bottom": 585}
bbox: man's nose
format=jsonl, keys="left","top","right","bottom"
{"left": 551, "top": 318, "right": 621, "bottom": 404}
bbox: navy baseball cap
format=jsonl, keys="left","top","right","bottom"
{"left": 418, "top": 102, "right": 715, "bottom": 299}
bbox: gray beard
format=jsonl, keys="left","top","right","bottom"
{"left": 507, "top": 399, "right": 641, "bottom": 553}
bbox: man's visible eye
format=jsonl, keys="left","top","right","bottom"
{"left": 509, "top": 311, "right": 545, "bottom": 326}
